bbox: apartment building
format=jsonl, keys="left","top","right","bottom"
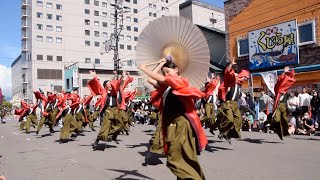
{"left": 12, "top": 0, "right": 180, "bottom": 102}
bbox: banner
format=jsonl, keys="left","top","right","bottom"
{"left": 249, "top": 20, "right": 299, "bottom": 70}
{"left": 72, "top": 70, "right": 79, "bottom": 88}
{"left": 259, "top": 71, "right": 278, "bottom": 95}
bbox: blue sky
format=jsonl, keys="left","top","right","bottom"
{"left": 0, "top": 0, "right": 224, "bottom": 67}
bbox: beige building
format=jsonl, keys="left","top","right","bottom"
{"left": 180, "top": 0, "right": 225, "bottom": 31}
{"left": 12, "top": 0, "right": 180, "bottom": 102}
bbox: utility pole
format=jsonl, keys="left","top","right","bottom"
{"left": 114, "top": 0, "right": 119, "bottom": 79}
{"left": 101, "top": 0, "right": 129, "bottom": 80}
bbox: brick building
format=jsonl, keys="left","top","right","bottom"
{"left": 224, "top": 0, "right": 320, "bottom": 92}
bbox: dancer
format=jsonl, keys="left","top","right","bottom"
{"left": 202, "top": 72, "right": 220, "bottom": 135}
{"left": 266, "top": 66, "right": 295, "bottom": 140}
{"left": 217, "top": 58, "right": 250, "bottom": 144}
{"left": 139, "top": 56, "right": 207, "bottom": 180}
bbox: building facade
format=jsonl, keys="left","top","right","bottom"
{"left": 180, "top": 0, "right": 225, "bottom": 31}
{"left": 180, "top": 0, "right": 226, "bottom": 73}
{"left": 224, "top": 0, "right": 320, "bottom": 93}
{"left": 12, "top": 0, "right": 180, "bottom": 102}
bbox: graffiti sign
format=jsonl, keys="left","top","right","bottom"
{"left": 249, "top": 20, "right": 299, "bottom": 70}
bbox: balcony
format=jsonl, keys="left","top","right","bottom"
{"left": 21, "top": 31, "right": 28, "bottom": 39}
{"left": 21, "top": 21, "right": 28, "bottom": 29}
{"left": 22, "top": 62, "right": 28, "bottom": 69}
{"left": 21, "top": 0, "right": 28, "bottom": 8}
{"left": 21, "top": 9, "right": 28, "bottom": 18}
{"left": 22, "top": 45, "right": 28, "bottom": 52}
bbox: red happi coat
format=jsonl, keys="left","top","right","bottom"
{"left": 203, "top": 77, "right": 220, "bottom": 101}
{"left": 118, "top": 77, "right": 134, "bottom": 110}
{"left": 33, "top": 91, "right": 49, "bottom": 117}
{"left": 218, "top": 68, "right": 250, "bottom": 101}
{"left": 272, "top": 69, "right": 295, "bottom": 112}
{"left": 82, "top": 95, "right": 93, "bottom": 122}
{"left": 125, "top": 91, "right": 136, "bottom": 103}
{"left": 150, "top": 75, "right": 208, "bottom": 154}
{"left": 87, "top": 76, "right": 119, "bottom": 113}
{"left": 14, "top": 100, "right": 32, "bottom": 122}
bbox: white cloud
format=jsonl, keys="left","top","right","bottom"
{"left": 0, "top": 64, "right": 12, "bottom": 99}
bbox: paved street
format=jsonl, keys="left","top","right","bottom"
{"left": 0, "top": 117, "right": 319, "bottom": 180}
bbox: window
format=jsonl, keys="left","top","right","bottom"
{"left": 82, "top": 79, "right": 90, "bottom": 87}
{"left": 94, "top": 21, "right": 99, "bottom": 26}
{"left": 134, "top": 27, "right": 138, "bottom": 32}
{"left": 153, "top": 4, "right": 157, "bottom": 9}
{"left": 37, "top": 69, "right": 62, "bottom": 79}
{"left": 127, "top": 26, "right": 131, "bottom": 31}
{"left": 102, "top": 32, "right": 108, "bottom": 37}
{"left": 126, "top": 16, "right": 131, "bottom": 22}
{"left": 133, "top": 8, "right": 138, "bottom": 13}
{"left": 134, "top": 36, "right": 138, "bottom": 41}
{"left": 153, "top": 13, "right": 157, "bottom": 17}
{"left": 56, "top": 37, "right": 62, "bottom": 43}
{"left": 54, "top": 86, "right": 62, "bottom": 92}
{"left": 57, "top": 56, "right": 62, "bottom": 61}
{"left": 47, "top": 55, "right": 53, "bottom": 61}
{"left": 85, "top": 30, "right": 90, "bottom": 36}
{"left": 237, "top": 38, "right": 249, "bottom": 57}
{"left": 94, "top": 11, "right": 99, "bottom": 16}
{"left": 94, "top": 31, "right": 100, "bottom": 37}
{"left": 36, "top": 1, "right": 43, "bottom": 7}
{"left": 85, "top": 58, "right": 91, "bottom": 63}
{"left": 120, "top": 44, "right": 124, "bottom": 49}
{"left": 85, "top": 40, "right": 90, "bottom": 46}
{"left": 36, "top": 24, "right": 43, "bottom": 30}
{"left": 46, "top": 2, "right": 53, "bottom": 8}
{"left": 149, "top": 12, "right": 152, "bottom": 16}
{"left": 133, "top": 18, "right": 138, "bottom": 22}
{"left": 125, "top": 0, "right": 130, "bottom": 2}
{"left": 85, "top": 0, "right": 90, "bottom": 4}
{"left": 85, "top": 19, "right": 90, "bottom": 25}
{"left": 111, "top": 23, "right": 115, "bottom": 28}
{"left": 85, "top": 9, "right": 90, "bottom": 14}
{"left": 56, "top": 26, "right": 62, "bottom": 32}
{"left": 47, "top": 14, "right": 53, "bottom": 19}
{"left": 111, "top": 5, "right": 115, "bottom": 9}
{"left": 37, "top": 12, "right": 43, "bottom": 18}
{"left": 95, "top": 58, "right": 100, "bottom": 64}
{"left": 298, "top": 21, "right": 316, "bottom": 45}
{"left": 46, "top": 25, "right": 53, "bottom": 31}
{"left": 102, "top": 22, "right": 107, "bottom": 27}
{"left": 56, "top": 4, "right": 62, "bottom": 10}
{"left": 133, "top": 0, "right": 137, "bottom": 4}
{"left": 47, "top": 36, "right": 53, "bottom": 43}
{"left": 94, "top": 0, "right": 99, "bottom": 6}
{"left": 127, "top": 35, "right": 131, "bottom": 41}
{"left": 102, "top": 12, "right": 107, "bottom": 17}
{"left": 149, "top": 3, "right": 152, "bottom": 8}
{"left": 37, "top": 55, "right": 43, "bottom": 60}
{"left": 102, "top": 2, "right": 107, "bottom": 7}
{"left": 119, "top": 35, "right": 124, "bottom": 40}
{"left": 95, "top": 41, "right": 100, "bottom": 47}
{"left": 127, "top": 45, "right": 132, "bottom": 50}
{"left": 56, "top": 15, "right": 62, "bottom": 21}
{"left": 36, "top": 36, "right": 43, "bottom": 42}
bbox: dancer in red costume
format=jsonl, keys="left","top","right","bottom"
{"left": 139, "top": 56, "right": 207, "bottom": 180}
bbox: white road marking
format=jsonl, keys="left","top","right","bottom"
{"left": 11, "top": 132, "right": 19, "bottom": 135}
{"left": 68, "top": 159, "right": 78, "bottom": 163}
{"left": 26, "top": 138, "right": 31, "bottom": 141}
